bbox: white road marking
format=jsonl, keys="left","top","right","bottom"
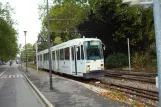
{"left": 0, "top": 67, "right": 10, "bottom": 77}
{"left": 1, "top": 75, "right": 7, "bottom": 78}
{"left": 0, "top": 74, "right": 23, "bottom": 79}
{"left": 9, "top": 75, "right": 15, "bottom": 78}
{"left": 17, "top": 74, "right": 23, "bottom": 78}
{"left": 0, "top": 67, "right": 24, "bottom": 79}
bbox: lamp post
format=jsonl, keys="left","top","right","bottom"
{"left": 35, "top": 41, "right": 38, "bottom": 72}
{"left": 21, "top": 49, "right": 22, "bottom": 68}
{"left": 24, "top": 31, "right": 27, "bottom": 72}
{"left": 47, "top": 0, "right": 53, "bottom": 90}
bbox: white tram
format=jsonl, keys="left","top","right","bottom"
{"left": 38, "top": 38, "right": 105, "bottom": 79}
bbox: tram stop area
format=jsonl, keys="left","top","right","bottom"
{"left": 20, "top": 66, "right": 129, "bottom": 107}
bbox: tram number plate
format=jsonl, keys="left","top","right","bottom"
{"left": 97, "top": 67, "right": 101, "bottom": 70}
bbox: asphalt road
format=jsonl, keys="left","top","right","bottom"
{"left": 0, "top": 64, "right": 44, "bottom": 107}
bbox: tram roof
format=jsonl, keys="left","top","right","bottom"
{"left": 38, "top": 38, "right": 101, "bottom": 54}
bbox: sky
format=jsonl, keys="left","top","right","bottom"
{"left": 2, "top": 0, "right": 42, "bottom": 48}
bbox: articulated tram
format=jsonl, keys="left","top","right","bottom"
{"left": 38, "top": 37, "right": 105, "bottom": 79}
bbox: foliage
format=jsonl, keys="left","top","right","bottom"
{"left": 150, "top": 46, "right": 156, "bottom": 59}
{"left": 21, "top": 43, "right": 35, "bottom": 62}
{"left": 100, "top": 91, "right": 145, "bottom": 106}
{"left": 0, "top": 2, "right": 18, "bottom": 60}
{"left": 38, "top": 0, "right": 89, "bottom": 50}
{"left": 131, "top": 52, "right": 150, "bottom": 71}
{"left": 78, "top": 0, "right": 154, "bottom": 57}
{"left": 105, "top": 53, "right": 128, "bottom": 68}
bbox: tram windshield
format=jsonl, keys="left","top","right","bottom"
{"left": 84, "top": 41, "right": 103, "bottom": 60}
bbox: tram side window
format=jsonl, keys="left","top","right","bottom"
{"left": 56, "top": 50, "right": 59, "bottom": 60}
{"left": 44, "top": 54, "right": 46, "bottom": 61}
{"left": 38, "top": 55, "right": 39, "bottom": 61}
{"left": 77, "top": 47, "right": 80, "bottom": 60}
{"left": 52, "top": 51, "right": 55, "bottom": 60}
{"left": 65, "top": 47, "right": 69, "bottom": 60}
{"left": 72, "top": 47, "right": 74, "bottom": 60}
{"left": 81, "top": 45, "right": 84, "bottom": 60}
{"left": 47, "top": 53, "right": 49, "bottom": 60}
{"left": 43, "top": 54, "right": 45, "bottom": 61}
{"left": 39, "top": 55, "right": 40, "bottom": 61}
{"left": 60, "top": 49, "right": 64, "bottom": 60}
{"left": 40, "top": 55, "right": 42, "bottom": 61}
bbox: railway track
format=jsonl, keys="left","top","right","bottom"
{"left": 105, "top": 70, "right": 157, "bottom": 77}
{"left": 105, "top": 72, "right": 156, "bottom": 84}
{"left": 103, "top": 82, "right": 158, "bottom": 100}
{"left": 89, "top": 80, "right": 158, "bottom": 107}
{"left": 47, "top": 70, "right": 158, "bottom": 106}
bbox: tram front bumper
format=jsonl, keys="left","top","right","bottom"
{"left": 83, "top": 71, "right": 104, "bottom": 79}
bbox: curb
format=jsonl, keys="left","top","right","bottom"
{"left": 19, "top": 67, "right": 54, "bottom": 107}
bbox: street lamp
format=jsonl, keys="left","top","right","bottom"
{"left": 24, "top": 31, "right": 27, "bottom": 72}
{"left": 35, "top": 41, "right": 38, "bottom": 72}
{"left": 47, "top": 0, "right": 53, "bottom": 90}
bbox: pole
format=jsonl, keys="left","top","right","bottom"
{"left": 47, "top": 0, "right": 53, "bottom": 90}
{"left": 24, "top": 31, "right": 27, "bottom": 72}
{"left": 36, "top": 42, "right": 38, "bottom": 72}
{"left": 127, "top": 38, "right": 131, "bottom": 71}
{"left": 153, "top": 0, "right": 161, "bottom": 106}
{"left": 21, "top": 50, "right": 22, "bottom": 68}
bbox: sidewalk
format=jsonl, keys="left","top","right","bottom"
{"left": 20, "top": 66, "right": 129, "bottom": 107}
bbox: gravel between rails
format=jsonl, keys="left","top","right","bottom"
{"left": 102, "top": 76, "right": 158, "bottom": 92}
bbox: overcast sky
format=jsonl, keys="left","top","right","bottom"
{"left": 2, "top": 0, "right": 42, "bottom": 48}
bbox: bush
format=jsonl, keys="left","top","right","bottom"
{"left": 131, "top": 52, "right": 150, "bottom": 71}
{"left": 105, "top": 53, "right": 128, "bottom": 68}
{"left": 150, "top": 47, "right": 156, "bottom": 59}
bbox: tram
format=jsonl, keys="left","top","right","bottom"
{"left": 38, "top": 37, "right": 105, "bottom": 79}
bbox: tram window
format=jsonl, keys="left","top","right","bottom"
{"left": 52, "top": 51, "right": 55, "bottom": 60}
{"left": 56, "top": 50, "right": 59, "bottom": 60}
{"left": 40, "top": 55, "right": 42, "bottom": 61}
{"left": 65, "top": 47, "right": 69, "bottom": 60}
{"left": 72, "top": 47, "right": 74, "bottom": 60}
{"left": 77, "top": 47, "right": 80, "bottom": 60}
{"left": 60, "top": 49, "right": 64, "bottom": 60}
{"left": 43, "top": 54, "right": 45, "bottom": 61}
{"left": 46, "top": 53, "right": 47, "bottom": 60}
{"left": 47, "top": 53, "right": 49, "bottom": 60}
{"left": 81, "top": 45, "right": 84, "bottom": 60}
{"left": 44, "top": 54, "right": 46, "bottom": 61}
{"left": 46, "top": 53, "right": 48, "bottom": 60}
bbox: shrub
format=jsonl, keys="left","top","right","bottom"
{"left": 131, "top": 52, "right": 150, "bottom": 71}
{"left": 150, "top": 47, "right": 156, "bottom": 59}
{"left": 105, "top": 53, "right": 128, "bottom": 68}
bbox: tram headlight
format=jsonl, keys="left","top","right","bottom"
{"left": 101, "top": 64, "right": 104, "bottom": 70}
{"left": 86, "top": 65, "right": 90, "bottom": 73}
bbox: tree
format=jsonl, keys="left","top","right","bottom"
{"left": 38, "top": 0, "right": 89, "bottom": 47}
{"left": 21, "top": 43, "right": 35, "bottom": 62}
{"left": 0, "top": 2, "right": 18, "bottom": 61}
{"left": 78, "top": 0, "right": 154, "bottom": 57}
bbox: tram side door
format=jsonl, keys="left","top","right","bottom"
{"left": 71, "top": 46, "right": 83, "bottom": 75}
{"left": 71, "top": 46, "right": 77, "bottom": 75}
{"left": 56, "top": 50, "right": 60, "bottom": 72}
